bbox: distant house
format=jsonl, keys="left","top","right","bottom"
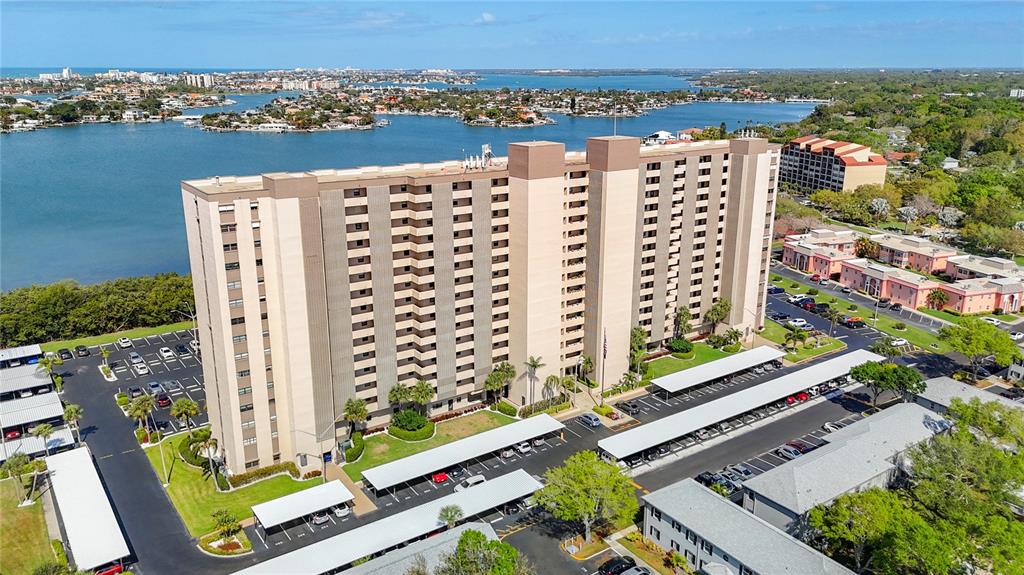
{"left": 941, "top": 157, "right": 960, "bottom": 170}
{"left": 912, "top": 377, "right": 1022, "bottom": 413}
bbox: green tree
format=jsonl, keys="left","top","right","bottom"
{"left": 849, "top": 361, "right": 925, "bottom": 405}
{"left": 868, "top": 339, "right": 900, "bottom": 363}
{"left": 674, "top": 306, "right": 692, "bottom": 337}
{"left": 1, "top": 453, "right": 30, "bottom": 502}
{"left": 579, "top": 356, "right": 594, "bottom": 385}
{"left": 559, "top": 376, "right": 577, "bottom": 407}
{"left": 667, "top": 550, "right": 694, "bottom": 575}
{"left": 629, "top": 326, "right": 647, "bottom": 377}
{"left": 784, "top": 326, "right": 807, "bottom": 350}
{"left": 434, "top": 528, "right": 533, "bottom": 575}
{"left": 535, "top": 450, "right": 638, "bottom": 543}
{"left": 388, "top": 381, "right": 411, "bottom": 409}
{"left": 523, "top": 356, "right": 544, "bottom": 406}
{"left": 925, "top": 289, "right": 949, "bottom": 310}
{"left": 724, "top": 328, "right": 743, "bottom": 345}
{"left": 32, "top": 423, "right": 55, "bottom": 457}
{"left": 854, "top": 236, "right": 880, "bottom": 258}
{"left": 127, "top": 394, "right": 155, "bottom": 430}
{"left": 438, "top": 504, "right": 464, "bottom": 528}
{"left": 343, "top": 397, "right": 369, "bottom": 433}
{"left": 170, "top": 398, "right": 199, "bottom": 432}
{"left": 409, "top": 379, "right": 434, "bottom": 415}
{"left": 100, "top": 346, "right": 111, "bottom": 366}
{"left": 37, "top": 355, "right": 63, "bottom": 380}
{"left": 704, "top": 298, "right": 732, "bottom": 333}
{"left": 822, "top": 308, "right": 843, "bottom": 338}
{"left": 190, "top": 427, "right": 219, "bottom": 482}
{"left": 63, "top": 403, "right": 84, "bottom": 442}
{"left": 543, "top": 374, "right": 561, "bottom": 401}
{"left": 939, "top": 317, "right": 1022, "bottom": 381}
{"left": 211, "top": 509, "right": 240, "bottom": 539}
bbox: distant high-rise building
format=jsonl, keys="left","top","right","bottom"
{"left": 181, "top": 136, "right": 779, "bottom": 474}
{"left": 183, "top": 73, "right": 215, "bottom": 89}
{"left": 779, "top": 136, "right": 886, "bottom": 192}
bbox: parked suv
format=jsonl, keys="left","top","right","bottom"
{"left": 617, "top": 400, "right": 641, "bottom": 415}
{"left": 578, "top": 413, "right": 601, "bottom": 428}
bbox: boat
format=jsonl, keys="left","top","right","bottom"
{"left": 375, "top": 119, "right": 391, "bottom": 127}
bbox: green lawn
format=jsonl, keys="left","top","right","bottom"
{"left": 646, "top": 343, "right": 733, "bottom": 380}
{"left": 0, "top": 479, "right": 52, "bottom": 575}
{"left": 759, "top": 320, "right": 847, "bottom": 362}
{"left": 823, "top": 218, "right": 879, "bottom": 235}
{"left": 344, "top": 410, "right": 517, "bottom": 482}
{"left": 916, "top": 307, "right": 1018, "bottom": 324}
{"left": 145, "top": 434, "right": 319, "bottom": 536}
{"left": 42, "top": 321, "right": 195, "bottom": 353}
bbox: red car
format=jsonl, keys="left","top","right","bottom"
{"left": 156, "top": 393, "right": 171, "bottom": 407}
{"left": 796, "top": 392, "right": 810, "bottom": 402}
{"left": 431, "top": 471, "right": 448, "bottom": 484}
{"left": 785, "top": 395, "right": 797, "bottom": 405}
{"left": 810, "top": 274, "right": 821, "bottom": 282}
{"left": 95, "top": 565, "right": 123, "bottom": 575}
{"left": 4, "top": 430, "right": 21, "bottom": 440}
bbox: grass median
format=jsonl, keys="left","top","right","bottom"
{"left": 41, "top": 321, "right": 195, "bottom": 353}
{"left": 145, "top": 434, "right": 319, "bottom": 537}
{"left": 0, "top": 479, "right": 52, "bottom": 575}
{"left": 646, "top": 343, "right": 733, "bottom": 380}
{"left": 759, "top": 320, "right": 846, "bottom": 362}
{"left": 343, "top": 410, "right": 517, "bottom": 482}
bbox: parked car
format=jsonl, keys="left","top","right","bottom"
{"left": 500, "top": 448, "right": 516, "bottom": 459}
{"left": 431, "top": 471, "right": 448, "bottom": 483}
{"left": 889, "top": 337, "right": 909, "bottom": 347}
{"left": 129, "top": 351, "right": 144, "bottom": 364}
{"left": 4, "top": 430, "right": 21, "bottom": 440}
{"left": 1010, "top": 332, "right": 1024, "bottom": 342}
{"left": 128, "top": 386, "right": 144, "bottom": 398}
{"left": 696, "top": 471, "right": 723, "bottom": 486}
{"left": 175, "top": 343, "right": 190, "bottom": 355}
{"left": 514, "top": 441, "right": 532, "bottom": 454}
{"left": 134, "top": 363, "right": 150, "bottom": 375}
{"left": 877, "top": 298, "right": 891, "bottom": 309}
{"left": 776, "top": 445, "right": 803, "bottom": 460}
{"left": 189, "top": 339, "right": 200, "bottom": 352}
{"left": 117, "top": 337, "right": 133, "bottom": 349}
{"left": 768, "top": 311, "right": 790, "bottom": 321}
{"left": 695, "top": 428, "right": 710, "bottom": 440}
{"left": 532, "top": 437, "right": 546, "bottom": 447}
{"left": 810, "top": 274, "right": 821, "bottom": 282}
{"left": 976, "top": 367, "right": 992, "bottom": 379}
{"left": 787, "top": 295, "right": 806, "bottom": 304}
{"left": 785, "top": 395, "right": 798, "bottom": 405}
{"left": 796, "top": 392, "right": 810, "bottom": 402}
{"left": 982, "top": 316, "right": 1003, "bottom": 326}
{"left": 822, "top": 422, "right": 844, "bottom": 433}
{"left": 333, "top": 505, "right": 351, "bottom": 518}
{"left": 154, "top": 420, "right": 170, "bottom": 432}
{"left": 598, "top": 556, "right": 637, "bottom": 575}
{"left": 159, "top": 347, "right": 175, "bottom": 360}
{"left": 812, "top": 303, "right": 831, "bottom": 314}
{"left": 164, "top": 380, "right": 182, "bottom": 392}
{"left": 787, "top": 318, "right": 808, "bottom": 328}
{"left": 455, "top": 475, "right": 486, "bottom": 492}
{"left": 57, "top": 348, "right": 73, "bottom": 361}
{"left": 889, "top": 303, "right": 903, "bottom": 312}
{"left": 720, "top": 468, "right": 743, "bottom": 483}
{"left": 148, "top": 381, "right": 163, "bottom": 394}
{"left": 74, "top": 345, "right": 90, "bottom": 357}
{"left": 726, "top": 464, "right": 754, "bottom": 479}
{"left": 156, "top": 393, "right": 171, "bottom": 407}
{"left": 619, "top": 567, "right": 652, "bottom": 575}
{"left": 617, "top": 400, "right": 641, "bottom": 415}
{"left": 788, "top": 441, "right": 815, "bottom": 454}
{"left": 800, "top": 300, "right": 816, "bottom": 311}
{"left": 840, "top": 286, "right": 852, "bottom": 294}
{"left": 578, "top": 413, "right": 601, "bottom": 428}
{"left": 447, "top": 466, "right": 465, "bottom": 479}
{"left": 310, "top": 512, "right": 330, "bottom": 526}
{"left": 767, "top": 286, "right": 785, "bottom": 295}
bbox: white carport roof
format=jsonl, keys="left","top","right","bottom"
{"left": 232, "top": 469, "right": 543, "bottom": 575}
{"left": 0, "top": 344, "right": 43, "bottom": 363}
{"left": 252, "top": 480, "right": 354, "bottom": 529}
{"left": 46, "top": 446, "right": 130, "bottom": 571}
{"left": 0, "top": 364, "right": 52, "bottom": 394}
{"left": 0, "top": 427, "right": 74, "bottom": 463}
{"left": 362, "top": 414, "right": 563, "bottom": 491}
{"left": 0, "top": 392, "right": 63, "bottom": 428}
{"left": 652, "top": 346, "right": 785, "bottom": 393}
{"left": 599, "top": 350, "right": 883, "bottom": 459}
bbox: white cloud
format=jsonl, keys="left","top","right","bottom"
{"left": 474, "top": 12, "right": 495, "bottom": 25}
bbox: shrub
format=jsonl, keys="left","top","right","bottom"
{"left": 593, "top": 405, "right": 613, "bottom": 417}
{"left": 51, "top": 539, "right": 67, "bottom": 567}
{"left": 388, "top": 421, "right": 435, "bottom": 441}
{"left": 994, "top": 308, "right": 1004, "bottom": 316}
{"left": 226, "top": 462, "right": 300, "bottom": 488}
{"left": 672, "top": 351, "right": 696, "bottom": 360}
{"left": 345, "top": 432, "right": 364, "bottom": 463}
{"left": 790, "top": 282, "right": 799, "bottom": 288}
{"left": 723, "top": 343, "right": 742, "bottom": 353}
{"left": 302, "top": 470, "right": 322, "bottom": 480}
{"left": 115, "top": 393, "right": 129, "bottom": 407}
{"left": 179, "top": 435, "right": 209, "bottom": 468}
{"left": 705, "top": 334, "right": 728, "bottom": 349}
{"left": 391, "top": 409, "right": 427, "bottom": 432}
{"left": 493, "top": 401, "right": 518, "bottom": 417}
{"left": 134, "top": 428, "right": 153, "bottom": 444}
{"left": 847, "top": 304, "right": 857, "bottom": 311}
{"left": 519, "top": 395, "right": 569, "bottom": 417}
{"left": 893, "top": 322, "right": 907, "bottom": 331}
{"left": 529, "top": 401, "right": 569, "bottom": 416}
{"left": 667, "top": 338, "right": 693, "bottom": 354}
{"left": 807, "top": 288, "right": 819, "bottom": 296}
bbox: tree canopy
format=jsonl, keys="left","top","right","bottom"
{"left": 535, "top": 450, "right": 638, "bottom": 543}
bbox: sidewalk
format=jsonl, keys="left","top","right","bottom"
{"left": 606, "top": 525, "right": 660, "bottom": 572}
{"left": 325, "top": 462, "right": 378, "bottom": 516}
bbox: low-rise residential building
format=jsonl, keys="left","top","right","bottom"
{"left": 944, "top": 254, "right": 1024, "bottom": 281}
{"left": 781, "top": 228, "right": 859, "bottom": 277}
{"left": 779, "top": 136, "right": 886, "bottom": 192}
{"left": 912, "top": 376, "right": 1022, "bottom": 413}
{"left": 643, "top": 479, "right": 854, "bottom": 575}
{"left": 742, "top": 403, "right": 947, "bottom": 531}
{"left": 871, "top": 233, "right": 957, "bottom": 274}
{"left": 839, "top": 258, "right": 940, "bottom": 308}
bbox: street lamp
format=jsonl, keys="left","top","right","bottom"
{"left": 173, "top": 305, "right": 199, "bottom": 343}
{"left": 294, "top": 414, "right": 348, "bottom": 484}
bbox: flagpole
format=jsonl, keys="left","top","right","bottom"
{"left": 600, "top": 329, "right": 607, "bottom": 406}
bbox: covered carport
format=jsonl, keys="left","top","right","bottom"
{"left": 0, "top": 427, "right": 74, "bottom": 463}
{"left": 0, "top": 392, "right": 64, "bottom": 436}
{"left": 599, "top": 349, "right": 883, "bottom": 462}
{"left": 250, "top": 480, "right": 355, "bottom": 544}
{"left": 650, "top": 345, "right": 786, "bottom": 397}
{"left": 0, "top": 364, "right": 54, "bottom": 401}
{"left": 361, "top": 413, "right": 563, "bottom": 494}
{"left": 231, "top": 469, "right": 544, "bottom": 575}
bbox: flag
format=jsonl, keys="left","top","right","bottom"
{"left": 603, "top": 330, "right": 607, "bottom": 359}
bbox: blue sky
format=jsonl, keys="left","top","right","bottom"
{"left": 2, "top": 1, "right": 1022, "bottom": 69}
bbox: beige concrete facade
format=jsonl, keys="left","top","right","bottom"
{"left": 182, "top": 136, "right": 779, "bottom": 474}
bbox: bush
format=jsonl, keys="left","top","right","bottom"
{"left": 519, "top": 395, "right": 569, "bottom": 417}
{"left": 528, "top": 401, "right": 569, "bottom": 416}
{"left": 723, "top": 343, "right": 742, "bottom": 353}
{"left": 593, "top": 405, "right": 613, "bottom": 417}
{"left": 790, "top": 282, "right": 799, "bottom": 288}
{"left": 667, "top": 338, "right": 693, "bottom": 354}
{"left": 672, "top": 351, "right": 696, "bottom": 360}
{"left": 807, "top": 288, "right": 819, "bottom": 296}
{"left": 994, "top": 308, "right": 1004, "bottom": 316}
{"left": 893, "top": 322, "right": 907, "bottom": 331}
{"left": 493, "top": 401, "right": 518, "bottom": 417}
{"left": 51, "top": 539, "right": 67, "bottom": 567}
{"left": 116, "top": 393, "right": 129, "bottom": 407}
{"left": 848, "top": 304, "right": 857, "bottom": 311}
{"left": 391, "top": 409, "right": 428, "bottom": 431}
{"left": 226, "top": 462, "right": 300, "bottom": 488}
{"left": 345, "top": 432, "right": 364, "bottom": 463}
{"left": 388, "top": 421, "right": 435, "bottom": 441}
{"left": 302, "top": 470, "right": 322, "bottom": 480}
{"left": 179, "top": 435, "right": 209, "bottom": 468}
{"left": 705, "top": 334, "right": 729, "bottom": 349}
{"left": 134, "top": 428, "right": 156, "bottom": 444}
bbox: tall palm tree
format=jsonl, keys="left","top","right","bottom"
{"left": 559, "top": 376, "right": 577, "bottom": 407}
{"left": 170, "top": 398, "right": 200, "bottom": 432}
{"left": 127, "top": 394, "right": 155, "bottom": 430}
{"left": 579, "top": 356, "right": 594, "bottom": 385}
{"left": 783, "top": 327, "right": 807, "bottom": 351}
{"left": 37, "top": 355, "right": 63, "bottom": 379}
{"left": 192, "top": 428, "right": 219, "bottom": 485}
{"left": 63, "top": 404, "right": 84, "bottom": 443}
{"left": 543, "top": 374, "right": 560, "bottom": 401}
{"left": 926, "top": 289, "right": 949, "bottom": 310}
{"left": 32, "top": 423, "right": 55, "bottom": 457}
{"left": 438, "top": 504, "right": 463, "bottom": 529}
{"left": 724, "top": 328, "right": 743, "bottom": 345}
{"left": 343, "top": 397, "right": 369, "bottom": 433}
{"left": 822, "top": 308, "right": 842, "bottom": 338}
{"left": 388, "top": 381, "right": 410, "bottom": 410}
{"left": 524, "top": 356, "right": 544, "bottom": 407}
{"left": 1, "top": 454, "right": 29, "bottom": 502}
{"left": 100, "top": 347, "right": 111, "bottom": 367}
{"left": 409, "top": 379, "right": 434, "bottom": 415}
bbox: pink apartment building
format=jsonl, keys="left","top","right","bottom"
{"left": 781, "top": 229, "right": 858, "bottom": 277}
{"left": 871, "top": 234, "right": 957, "bottom": 275}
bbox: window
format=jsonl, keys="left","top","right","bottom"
{"left": 234, "top": 352, "right": 249, "bottom": 360}
{"left": 218, "top": 204, "right": 234, "bottom": 213}
{"left": 223, "top": 243, "right": 238, "bottom": 252}
{"left": 252, "top": 221, "right": 261, "bottom": 229}
{"left": 229, "top": 299, "right": 243, "bottom": 308}
{"left": 230, "top": 317, "right": 245, "bottom": 325}
{"left": 221, "top": 224, "right": 237, "bottom": 232}
{"left": 225, "top": 262, "right": 240, "bottom": 271}
{"left": 240, "top": 403, "right": 254, "bottom": 412}
{"left": 238, "top": 387, "right": 252, "bottom": 395}
{"left": 227, "top": 281, "right": 241, "bottom": 289}
{"left": 232, "top": 334, "right": 247, "bottom": 344}
{"left": 686, "top": 529, "right": 697, "bottom": 544}
{"left": 649, "top": 526, "right": 661, "bottom": 539}
{"left": 701, "top": 540, "right": 712, "bottom": 553}
{"left": 242, "top": 437, "right": 257, "bottom": 446}
{"left": 237, "top": 370, "right": 251, "bottom": 378}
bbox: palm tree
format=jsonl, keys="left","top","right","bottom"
{"left": 724, "top": 328, "right": 743, "bottom": 345}
{"left": 854, "top": 237, "right": 880, "bottom": 259}
{"left": 127, "top": 394, "right": 155, "bottom": 430}
{"left": 674, "top": 307, "right": 692, "bottom": 338}
{"left": 52, "top": 374, "right": 63, "bottom": 393}
{"left": 63, "top": 404, "right": 84, "bottom": 443}
{"left": 822, "top": 308, "right": 842, "bottom": 338}
{"left": 524, "top": 356, "right": 545, "bottom": 407}
{"left": 409, "top": 379, "right": 434, "bottom": 415}
{"left": 1, "top": 453, "right": 30, "bottom": 502}
{"left": 388, "top": 381, "right": 410, "bottom": 410}
{"left": 100, "top": 346, "right": 111, "bottom": 367}
{"left": 37, "top": 355, "right": 63, "bottom": 380}
{"left": 191, "top": 427, "right": 219, "bottom": 482}
{"left": 783, "top": 327, "right": 807, "bottom": 351}
{"left": 579, "top": 355, "right": 594, "bottom": 385}
{"left": 343, "top": 397, "right": 369, "bottom": 433}
{"left": 559, "top": 376, "right": 577, "bottom": 407}
{"left": 170, "top": 398, "right": 199, "bottom": 432}
{"left": 32, "top": 423, "right": 55, "bottom": 457}
{"left": 438, "top": 504, "right": 463, "bottom": 529}
{"left": 543, "top": 374, "right": 560, "bottom": 401}
{"left": 926, "top": 289, "right": 949, "bottom": 310}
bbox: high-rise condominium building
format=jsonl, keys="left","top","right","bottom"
{"left": 779, "top": 136, "right": 886, "bottom": 192}
{"left": 181, "top": 136, "right": 779, "bottom": 474}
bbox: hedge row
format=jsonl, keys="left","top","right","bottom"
{"left": 179, "top": 435, "right": 208, "bottom": 468}
{"left": 593, "top": 405, "right": 613, "bottom": 417}
{"left": 388, "top": 421, "right": 435, "bottom": 441}
{"left": 51, "top": 539, "right": 67, "bottom": 567}
{"left": 227, "top": 461, "right": 300, "bottom": 488}
{"left": 493, "top": 401, "right": 518, "bottom": 417}
{"left": 345, "top": 432, "right": 364, "bottom": 463}
{"left": 528, "top": 401, "right": 570, "bottom": 417}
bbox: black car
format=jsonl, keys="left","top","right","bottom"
{"left": 1001, "top": 387, "right": 1024, "bottom": 399}
{"left": 74, "top": 345, "right": 90, "bottom": 357}
{"left": 155, "top": 420, "right": 171, "bottom": 431}
{"left": 696, "top": 471, "right": 719, "bottom": 486}
{"left": 812, "top": 303, "right": 831, "bottom": 314}
{"left": 767, "top": 286, "right": 785, "bottom": 295}
{"left": 598, "top": 556, "right": 637, "bottom": 575}
{"left": 617, "top": 400, "right": 641, "bottom": 415}
{"left": 643, "top": 450, "right": 659, "bottom": 462}
{"left": 448, "top": 466, "right": 465, "bottom": 479}
{"left": 57, "top": 348, "right": 73, "bottom": 361}
{"left": 890, "top": 303, "right": 903, "bottom": 312}
{"left": 769, "top": 311, "right": 790, "bottom": 321}
{"left": 175, "top": 344, "right": 190, "bottom": 355}
{"left": 128, "top": 386, "right": 144, "bottom": 398}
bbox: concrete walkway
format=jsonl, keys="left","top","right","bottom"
{"left": 606, "top": 525, "right": 659, "bottom": 571}
{"left": 325, "top": 462, "right": 377, "bottom": 516}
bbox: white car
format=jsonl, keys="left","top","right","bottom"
{"left": 982, "top": 317, "right": 1003, "bottom": 326}
{"left": 889, "top": 338, "right": 909, "bottom": 347}
{"left": 159, "top": 347, "right": 175, "bottom": 360}
{"left": 1010, "top": 332, "right": 1024, "bottom": 342}
{"left": 134, "top": 363, "right": 151, "bottom": 375}
{"left": 787, "top": 295, "right": 805, "bottom": 304}
{"left": 333, "top": 505, "right": 351, "bottom": 518}
{"left": 454, "top": 475, "right": 486, "bottom": 492}
{"left": 514, "top": 441, "right": 532, "bottom": 454}
{"left": 787, "top": 318, "right": 808, "bottom": 328}
{"left": 117, "top": 337, "right": 133, "bottom": 349}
